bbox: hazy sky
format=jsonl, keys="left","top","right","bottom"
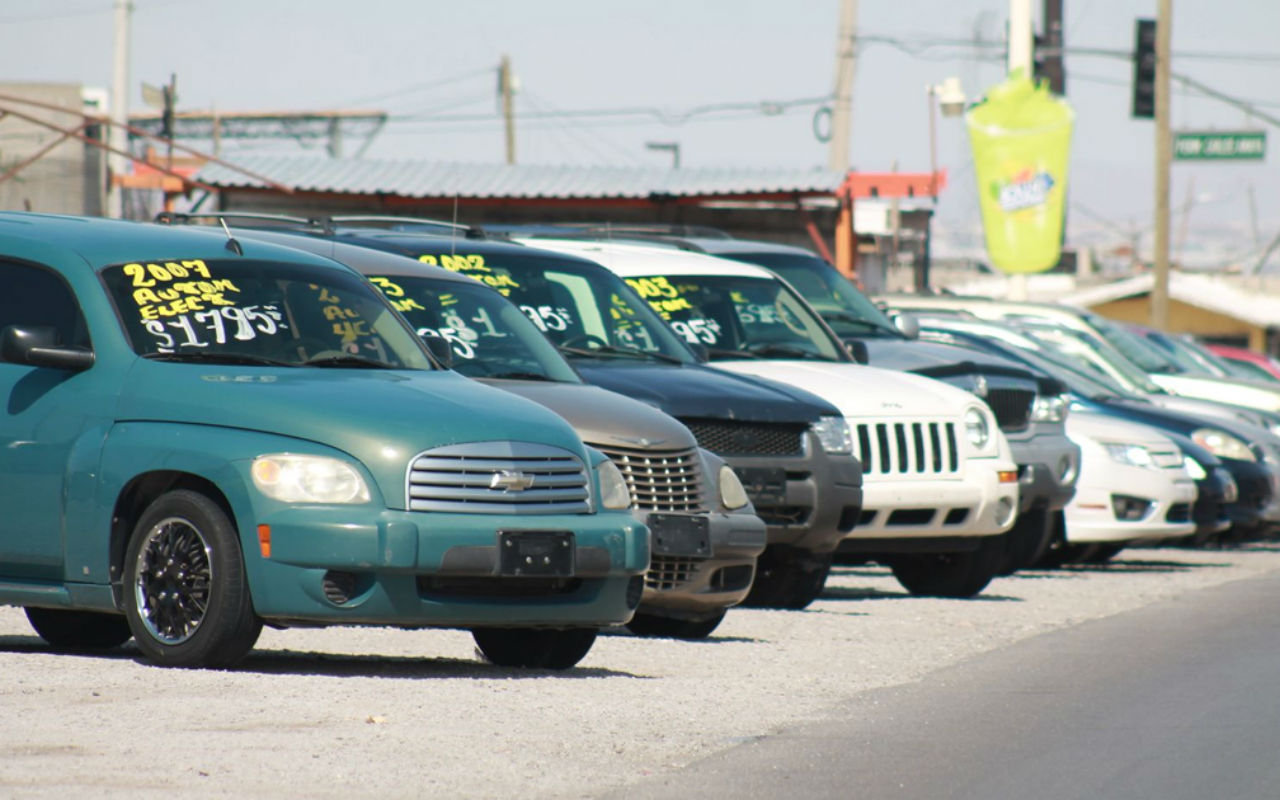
{"left": 2, "top": 1, "right": 1279, "bottom": 258}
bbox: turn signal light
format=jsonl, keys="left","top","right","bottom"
{"left": 257, "top": 524, "right": 272, "bottom": 558}
{"left": 998, "top": 470, "right": 1019, "bottom": 483}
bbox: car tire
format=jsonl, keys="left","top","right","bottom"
{"left": 1082, "top": 543, "right": 1125, "bottom": 564}
{"left": 742, "top": 547, "right": 832, "bottom": 610}
{"left": 123, "top": 489, "right": 261, "bottom": 669}
{"left": 471, "top": 627, "right": 597, "bottom": 669}
{"left": 625, "top": 609, "right": 727, "bottom": 639}
{"left": 24, "top": 607, "right": 133, "bottom": 650}
{"left": 889, "top": 535, "right": 1004, "bottom": 598}
{"left": 1000, "top": 507, "right": 1052, "bottom": 575}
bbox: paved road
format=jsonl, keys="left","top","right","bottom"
{"left": 611, "top": 570, "right": 1280, "bottom": 800}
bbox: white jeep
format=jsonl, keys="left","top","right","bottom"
{"left": 522, "top": 238, "right": 1021, "bottom": 598}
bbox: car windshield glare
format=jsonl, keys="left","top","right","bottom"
{"left": 728, "top": 251, "right": 901, "bottom": 338}
{"left": 409, "top": 249, "right": 697, "bottom": 364}
{"left": 367, "top": 274, "right": 578, "bottom": 382}
{"left": 101, "top": 258, "right": 433, "bottom": 369}
{"left": 628, "top": 273, "right": 844, "bottom": 361}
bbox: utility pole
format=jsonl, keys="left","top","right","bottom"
{"left": 827, "top": 0, "right": 858, "bottom": 172}
{"left": 498, "top": 55, "right": 516, "bottom": 165}
{"left": 1006, "top": 0, "right": 1034, "bottom": 300}
{"left": 1151, "top": 0, "right": 1173, "bottom": 330}
{"left": 829, "top": 0, "right": 859, "bottom": 280}
{"left": 107, "top": 0, "right": 133, "bottom": 219}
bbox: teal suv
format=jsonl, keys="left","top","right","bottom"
{"left": 0, "top": 213, "right": 648, "bottom": 669}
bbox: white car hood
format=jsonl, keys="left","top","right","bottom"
{"left": 1067, "top": 410, "right": 1173, "bottom": 450}
{"left": 713, "top": 360, "right": 981, "bottom": 420}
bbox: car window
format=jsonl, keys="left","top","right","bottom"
{"left": 630, "top": 273, "right": 844, "bottom": 361}
{"left": 367, "top": 274, "right": 578, "bottom": 382}
{"left": 0, "top": 260, "right": 91, "bottom": 349}
{"left": 100, "top": 258, "right": 432, "bottom": 369}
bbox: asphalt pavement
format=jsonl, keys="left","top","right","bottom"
{"left": 609, "top": 569, "right": 1280, "bottom": 800}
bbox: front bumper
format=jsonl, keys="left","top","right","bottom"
{"left": 839, "top": 456, "right": 1019, "bottom": 551}
{"left": 247, "top": 506, "right": 649, "bottom": 628}
{"left": 722, "top": 436, "right": 863, "bottom": 554}
{"left": 635, "top": 509, "right": 768, "bottom": 618}
{"left": 1066, "top": 466, "right": 1197, "bottom": 544}
{"left": 1222, "top": 457, "right": 1275, "bottom": 528}
{"left": 1006, "top": 429, "right": 1080, "bottom": 513}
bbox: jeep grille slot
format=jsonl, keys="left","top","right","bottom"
{"left": 407, "top": 442, "right": 589, "bottom": 514}
{"left": 682, "top": 420, "right": 805, "bottom": 456}
{"left": 855, "top": 422, "right": 960, "bottom": 477}
{"left": 594, "top": 445, "right": 706, "bottom": 513}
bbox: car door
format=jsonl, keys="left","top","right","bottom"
{"left": 0, "top": 261, "right": 96, "bottom": 582}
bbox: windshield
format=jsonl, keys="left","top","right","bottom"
{"left": 409, "top": 249, "right": 697, "bottom": 364}
{"left": 719, "top": 251, "right": 901, "bottom": 338}
{"left": 1012, "top": 321, "right": 1165, "bottom": 394}
{"left": 1085, "top": 314, "right": 1183, "bottom": 374}
{"left": 367, "top": 274, "right": 578, "bottom": 382}
{"left": 101, "top": 259, "right": 433, "bottom": 368}
{"left": 627, "top": 273, "right": 845, "bottom": 361}
{"left": 1221, "top": 355, "right": 1280, "bottom": 384}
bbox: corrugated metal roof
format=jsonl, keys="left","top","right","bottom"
{"left": 194, "top": 156, "right": 844, "bottom": 200}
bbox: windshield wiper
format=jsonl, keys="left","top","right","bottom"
{"left": 142, "top": 351, "right": 297, "bottom": 367}
{"left": 742, "top": 343, "right": 834, "bottom": 361}
{"left": 487, "top": 371, "right": 556, "bottom": 381}
{"left": 820, "top": 310, "right": 897, "bottom": 335}
{"left": 303, "top": 354, "right": 397, "bottom": 369}
{"left": 705, "top": 347, "right": 761, "bottom": 360}
{"left": 557, "top": 344, "right": 682, "bottom": 364}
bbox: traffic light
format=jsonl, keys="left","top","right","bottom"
{"left": 1132, "top": 18, "right": 1157, "bottom": 119}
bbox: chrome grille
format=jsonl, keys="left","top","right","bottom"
{"left": 645, "top": 555, "right": 704, "bottom": 592}
{"left": 407, "top": 442, "right": 589, "bottom": 514}
{"left": 854, "top": 421, "right": 960, "bottom": 476}
{"left": 594, "top": 445, "right": 705, "bottom": 513}
{"left": 683, "top": 420, "right": 805, "bottom": 456}
{"left": 985, "top": 388, "right": 1034, "bottom": 432}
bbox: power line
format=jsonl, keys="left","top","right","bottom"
{"left": 338, "top": 68, "right": 493, "bottom": 107}
{"left": 388, "top": 93, "right": 832, "bottom": 126}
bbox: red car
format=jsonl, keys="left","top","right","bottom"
{"left": 1205, "top": 344, "right": 1280, "bottom": 383}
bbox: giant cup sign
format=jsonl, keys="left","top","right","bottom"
{"left": 967, "top": 75, "right": 1075, "bottom": 274}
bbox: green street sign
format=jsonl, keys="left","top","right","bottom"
{"left": 1174, "top": 130, "right": 1266, "bottom": 161}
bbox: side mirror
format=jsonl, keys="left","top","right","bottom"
{"left": 893, "top": 313, "right": 920, "bottom": 340}
{"left": 420, "top": 334, "right": 454, "bottom": 369}
{"left": 844, "top": 339, "right": 869, "bottom": 364}
{"left": 687, "top": 342, "right": 710, "bottom": 363}
{"left": 1, "top": 326, "right": 94, "bottom": 371}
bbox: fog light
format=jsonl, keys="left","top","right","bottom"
{"left": 322, "top": 570, "right": 357, "bottom": 605}
{"left": 1111, "top": 494, "right": 1152, "bottom": 521}
{"left": 625, "top": 575, "right": 645, "bottom": 610}
{"left": 995, "top": 497, "right": 1016, "bottom": 527}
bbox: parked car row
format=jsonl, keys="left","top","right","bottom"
{"left": 3, "top": 210, "right": 1254, "bottom": 673}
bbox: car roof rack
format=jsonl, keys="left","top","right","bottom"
{"left": 481, "top": 221, "right": 732, "bottom": 240}
{"left": 323, "top": 215, "right": 486, "bottom": 238}
{"left": 155, "top": 211, "right": 321, "bottom": 230}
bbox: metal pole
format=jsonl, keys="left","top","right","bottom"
{"left": 1007, "top": 0, "right": 1034, "bottom": 300}
{"left": 107, "top": 0, "right": 132, "bottom": 218}
{"left": 1151, "top": 0, "right": 1173, "bottom": 330}
{"left": 827, "top": 0, "right": 858, "bottom": 172}
{"left": 499, "top": 55, "right": 516, "bottom": 165}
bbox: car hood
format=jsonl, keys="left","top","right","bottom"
{"left": 118, "top": 360, "right": 590, "bottom": 503}
{"left": 570, "top": 361, "right": 836, "bottom": 423}
{"left": 1067, "top": 410, "right": 1172, "bottom": 449}
{"left": 712, "top": 360, "right": 979, "bottom": 421}
{"left": 478, "top": 379, "right": 697, "bottom": 451}
{"left": 1151, "top": 373, "right": 1280, "bottom": 413}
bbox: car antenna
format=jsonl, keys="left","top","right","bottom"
{"left": 450, "top": 190, "right": 459, "bottom": 256}
{"left": 219, "top": 217, "right": 243, "bottom": 256}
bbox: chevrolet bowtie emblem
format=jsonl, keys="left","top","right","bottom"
{"left": 490, "top": 469, "right": 535, "bottom": 491}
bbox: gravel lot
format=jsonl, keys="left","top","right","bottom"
{"left": 4, "top": 544, "right": 1280, "bottom": 799}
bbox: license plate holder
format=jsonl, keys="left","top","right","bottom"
{"left": 498, "top": 530, "right": 575, "bottom": 576}
{"left": 647, "top": 514, "right": 712, "bottom": 557}
{"left": 734, "top": 466, "right": 788, "bottom": 506}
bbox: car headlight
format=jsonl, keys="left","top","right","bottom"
{"left": 1183, "top": 454, "right": 1207, "bottom": 480}
{"left": 1031, "top": 394, "right": 1068, "bottom": 422}
{"left": 251, "top": 454, "right": 370, "bottom": 504}
{"left": 719, "top": 465, "right": 751, "bottom": 510}
{"left": 1191, "top": 428, "right": 1257, "bottom": 461}
{"left": 811, "top": 415, "right": 853, "bottom": 455}
{"left": 964, "top": 407, "right": 990, "bottom": 448}
{"left": 596, "top": 460, "right": 632, "bottom": 510}
{"left": 1102, "top": 443, "right": 1156, "bottom": 469}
